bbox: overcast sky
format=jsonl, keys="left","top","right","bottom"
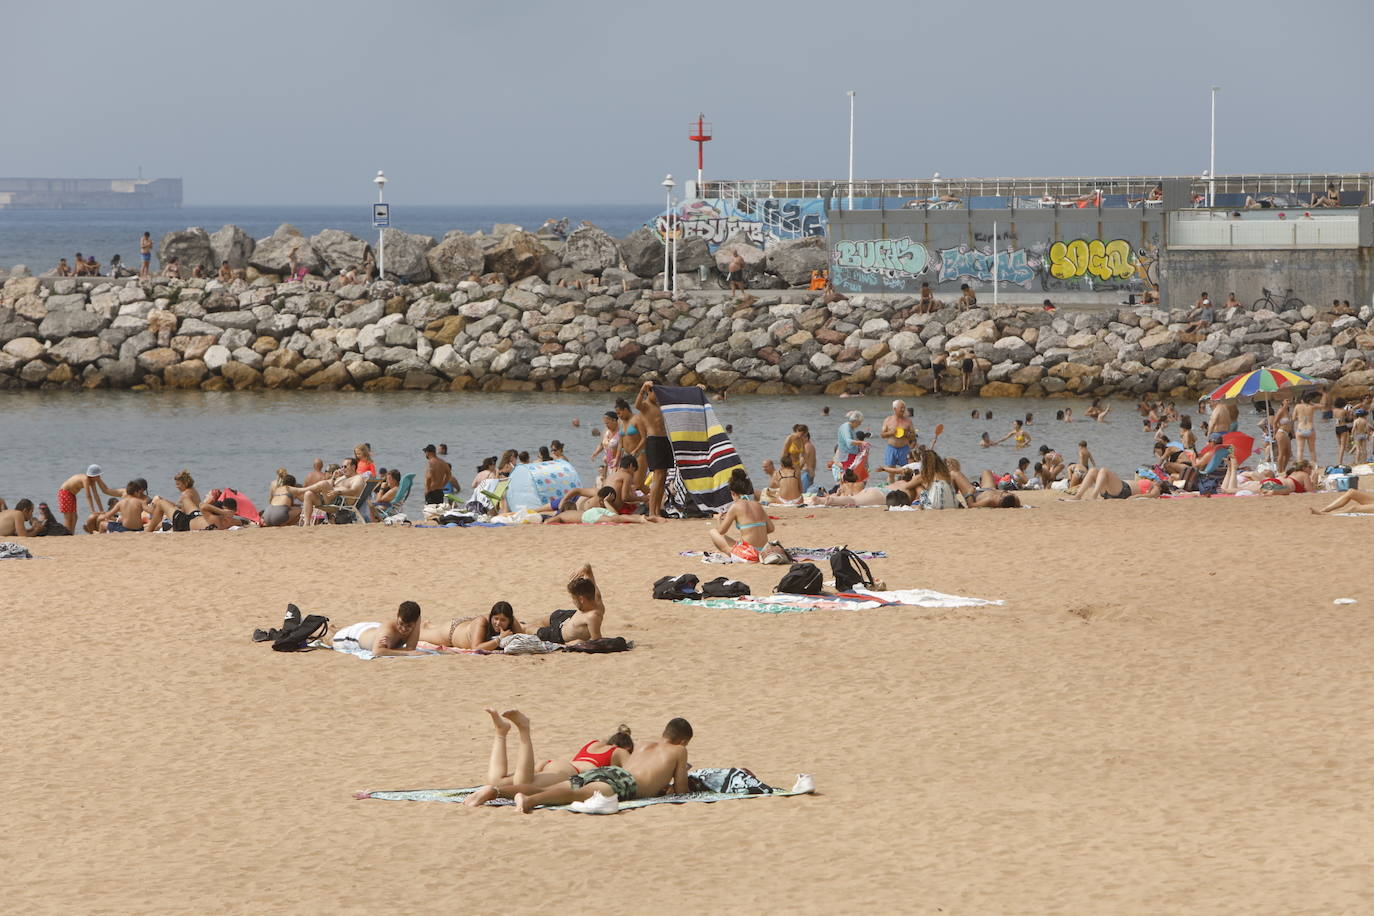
{"left": 7, "top": 0, "right": 1371, "bottom": 205}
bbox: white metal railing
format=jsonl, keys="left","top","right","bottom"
{"left": 1168, "top": 213, "right": 1360, "bottom": 248}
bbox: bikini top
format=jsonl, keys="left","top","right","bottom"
{"left": 572, "top": 741, "right": 616, "bottom": 768}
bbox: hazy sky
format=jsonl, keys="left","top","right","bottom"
{"left": 8, "top": 0, "right": 1371, "bottom": 205}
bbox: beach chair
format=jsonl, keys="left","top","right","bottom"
{"left": 322, "top": 479, "right": 377, "bottom": 525}
{"left": 374, "top": 473, "right": 414, "bottom": 521}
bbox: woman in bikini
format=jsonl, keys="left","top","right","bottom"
{"left": 1063, "top": 466, "right": 1134, "bottom": 500}
{"left": 770, "top": 454, "right": 804, "bottom": 503}
{"left": 1084, "top": 399, "right": 1111, "bottom": 422}
{"left": 260, "top": 468, "right": 300, "bottom": 527}
{"left": 708, "top": 469, "right": 775, "bottom": 560}
{"left": 421, "top": 602, "right": 525, "bottom": 651}
{"left": 813, "top": 469, "right": 889, "bottom": 507}
{"left": 1257, "top": 461, "right": 1316, "bottom": 496}
{"left": 615, "top": 398, "right": 647, "bottom": 491}
{"left": 473, "top": 709, "right": 634, "bottom": 791}
{"left": 590, "top": 411, "right": 621, "bottom": 485}
{"left": 1290, "top": 392, "right": 1320, "bottom": 467}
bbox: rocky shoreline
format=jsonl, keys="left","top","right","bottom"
{"left": 2, "top": 223, "right": 1373, "bottom": 397}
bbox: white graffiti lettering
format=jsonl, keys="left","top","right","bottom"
{"left": 832, "top": 237, "right": 929, "bottom": 278}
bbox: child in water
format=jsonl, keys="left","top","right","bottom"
{"left": 980, "top": 432, "right": 993, "bottom": 449}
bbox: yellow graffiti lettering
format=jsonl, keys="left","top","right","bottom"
{"left": 1049, "top": 239, "right": 1134, "bottom": 281}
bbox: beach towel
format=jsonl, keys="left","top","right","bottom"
{"left": 678, "top": 587, "right": 1001, "bottom": 614}
{"left": 355, "top": 771, "right": 814, "bottom": 812}
{"left": 318, "top": 641, "right": 440, "bottom": 660}
{"left": 679, "top": 547, "right": 886, "bottom": 565}
{"left": 0, "top": 542, "right": 33, "bottom": 559}
{"left": 848, "top": 587, "right": 1004, "bottom": 608}
{"left": 654, "top": 385, "right": 743, "bottom": 512}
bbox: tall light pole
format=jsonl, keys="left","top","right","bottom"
{"left": 661, "top": 174, "right": 675, "bottom": 293}
{"left": 847, "top": 90, "right": 856, "bottom": 209}
{"left": 374, "top": 170, "right": 388, "bottom": 279}
{"left": 1209, "top": 86, "right": 1219, "bottom": 207}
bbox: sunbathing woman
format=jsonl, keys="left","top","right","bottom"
{"left": 709, "top": 468, "right": 774, "bottom": 560}
{"left": 1064, "top": 466, "right": 1134, "bottom": 500}
{"left": 1310, "top": 488, "right": 1374, "bottom": 515}
{"left": 260, "top": 468, "right": 300, "bottom": 527}
{"left": 766, "top": 455, "right": 804, "bottom": 504}
{"left": 812, "top": 469, "right": 888, "bottom": 507}
{"left": 1257, "top": 460, "right": 1316, "bottom": 496}
{"left": 421, "top": 601, "right": 525, "bottom": 651}
{"left": 468, "top": 708, "right": 634, "bottom": 796}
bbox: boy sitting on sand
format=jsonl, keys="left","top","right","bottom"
{"left": 533, "top": 564, "right": 606, "bottom": 645}
{"left": 465, "top": 717, "right": 693, "bottom": 813}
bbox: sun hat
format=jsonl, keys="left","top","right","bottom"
{"left": 87, "top": 464, "right": 102, "bottom": 476}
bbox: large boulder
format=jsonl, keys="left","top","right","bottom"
{"left": 163, "top": 359, "right": 208, "bottom": 389}
{"left": 378, "top": 229, "right": 435, "bottom": 283}
{"left": 49, "top": 337, "right": 114, "bottom": 367}
{"left": 250, "top": 224, "right": 324, "bottom": 276}
{"left": 714, "top": 234, "right": 767, "bottom": 274}
{"left": 38, "top": 309, "right": 104, "bottom": 340}
{"left": 562, "top": 223, "right": 620, "bottom": 275}
{"left": 674, "top": 236, "right": 714, "bottom": 274}
{"left": 210, "top": 225, "right": 255, "bottom": 269}
{"left": 617, "top": 227, "right": 666, "bottom": 278}
{"left": 765, "top": 236, "right": 828, "bottom": 287}
{"left": 311, "top": 229, "right": 370, "bottom": 275}
{"left": 158, "top": 228, "right": 216, "bottom": 275}
{"left": 484, "top": 231, "right": 550, "bottom": 282}
{"left": 426, "top": 232, "right": 486, "bottom": 283}
{"left": 0, "top": 316, "right": 40, "bottom": 345}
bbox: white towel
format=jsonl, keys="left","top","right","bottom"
{"left": 852, "top": 587, "right": 1003, "bottom": 608}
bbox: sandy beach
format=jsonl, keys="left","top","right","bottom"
{"left": 4, "top": 491, "right": 1372, "bottom": 914}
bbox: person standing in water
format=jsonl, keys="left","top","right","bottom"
{"left": 634, "top": 381, "right": 671, "bottom": 518}
{"left": 879, "top": 400, "right": 917, "bottom": 483}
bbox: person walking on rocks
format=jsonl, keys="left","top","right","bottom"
{"left": 139, "top": 232, "right": 153, "bottom": 280}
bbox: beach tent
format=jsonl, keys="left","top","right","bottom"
{"left": 219, "top": 487, "right": 261, "bottom": 525}
{"left": 504, "top": 460, "right": 581, "bottom": 512}
{"left": 654, "top": 385, "right": 744, "bottom": 512}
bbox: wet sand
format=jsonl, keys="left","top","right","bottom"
{"left": 4, "top": 491, "right": 1371, "bottom": 914}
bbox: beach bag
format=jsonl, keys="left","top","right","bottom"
{"left": 563, "top": 637, "right": 632, "bottom": 653}
{"left": 831, "top": 547, "right": 875, "bottom": 592}
{"left": 923, "top": 480, "right": 958, "bottom": 510}
{"left": 271, "top": 614, "right": 330, "bottom": 652}
{"left": 776, "top": 563, "right": 823, "bottom": 596}
{"left": 701, "top": 577, "right": 750, "bottom": 598}
{"left": 760, "top": 541, "right": 792, "bottom": 565}
{"left": 653, "top": 574, "right": 701, "bottom": 600}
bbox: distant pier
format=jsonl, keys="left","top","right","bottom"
{"left": 0, "top": 177, "right": 182, "bottom": 210}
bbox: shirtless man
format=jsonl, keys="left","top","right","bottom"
{"left": 98, "top": 480, "right": 149, "bottom": 533}
{"left": 302, "top": 458, "right": 327, "bottom": 487}
{"left": 58, "top": 465, "right": 120, "bottom": 534}
{"left": 423, "top": 444, "right": 455, "bottom": 506}
{"left": 634, "top": 381, "right": 671, "bottom": 518}
{"left": 880, "top": 400, "right": 917, "bottom": 483}
{"left": 286, "top": 459, "right": 369, "bottom": 525}
{"left": 192, "top": 494, "right": 249, "bottom": 530}
{"left": 144, "top": 470, "right": 203, "bottom": 531}
{"left": 1206, "top": 398, "right": 1238, "bottom": 437}
{"left": 139, "top": 232, "right": 153, "bottom": 279}
{"left": 0, "top": 499, "right": 40, "bottom": 537}
{"left": 466, "top": 717, "right": 694, "bottom": 813}
{"left": 329, "top": 601, "right": 427, "bottom": 657}
{"left": 604, "top": 455, "right": 644, "bottom": 509}
{"left": 534, "top": 563, "right": 607, "bottom": 645}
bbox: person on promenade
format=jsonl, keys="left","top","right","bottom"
{"left": 421, "top": 601, "right": 525, "bottom": 651}
{"left": 470, "top": 709, "right": 633, "bottom": 793}
{"left": 591, "top": 410, "right": 620, "bottom": 485}
{"left": 139, "top": 232, "right": 153, "bottom": 279}
{"left": 328, "top": 601, "right": 427, "bottom": 657}
{"left": 1312, "top": 184, "right": 1341, "bottom": 208}
{"left": 727, "top": 250, "right": 745, "bottom": 292}
{"left": 634, "top": 381, "right": 672, "bottom": 519}
{"left": 464, "top": 717, "right": 693, "bottom": 813}
{"left": 880, "top": 400, "right": 917, "bottom": 482}
{"left": 422, "top": 444, "right": 456, "bottom": 506}
{"left": 56, "top": 465, "right": 119, "bottom": 534}
{"left": 708, "top": 469, "right": 775, "bottom": 560}
{"left": 143, "top": 470, "right": 204, "bottom": 531}
{"left": 0, "top": 500, "right": 40, "bottom": 537}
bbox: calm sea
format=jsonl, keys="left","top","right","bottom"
{"left": 0, "top": 390, "right": 1185, "bottom": 511}
{"left": 0, "top": 204, "right": 653, "bottom": 272}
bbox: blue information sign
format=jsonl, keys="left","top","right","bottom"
{"left": 372, "top": 203, "right": 390, "bottom": 228}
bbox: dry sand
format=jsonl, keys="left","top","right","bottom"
{"left": 3, "top": 492, "right": 1372, "bottom": 915}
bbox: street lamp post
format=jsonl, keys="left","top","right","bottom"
{"left": 1209, "top": 86, "right": 1219, "bottom": 207}
{"left": 661, "top": 174, "right": 675, "bottom": 294}
{"left": 374, "top": 170, "right": 388, "bottom": 279}
{"left": 847, "top": 90, "right": 856, "bottom": 209}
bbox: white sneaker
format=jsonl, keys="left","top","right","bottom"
{"left": 791, "top": 774, "right": 815, "bottom": 794}
{"left": 569, "top": 791, "right": 619, "bottom": 814}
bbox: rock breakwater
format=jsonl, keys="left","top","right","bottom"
{"left": 2, "top": 225, "right": 1373, "bottom": 398}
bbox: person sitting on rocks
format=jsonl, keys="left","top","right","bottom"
{"left": 217, "top": 261, "right": 234, "bottom": 284}
{"left": 163, "top": 257, "right": 181, "bottom": 279}
{"left": 957, "top": 284, "right": 977, "bottom": 307}
{"left": 56, "top": 258, "right": 71, "bottom": 277}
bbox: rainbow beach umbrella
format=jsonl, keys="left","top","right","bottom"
{"left": 1203, "top": 366, "right": 1325, "bottom": 402}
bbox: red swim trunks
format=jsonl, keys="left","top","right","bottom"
{"left": 58, "top": 488, "right": 77, "bottom": 515}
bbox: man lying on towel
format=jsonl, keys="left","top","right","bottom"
{"left": 533, "top": 563, "right": 607, "bottom": 645}
{"left": 327, "top": 601, "right": 429, "bottom": 656}
{"left": 464, "top": 717, "right": 693, "bottom": 812}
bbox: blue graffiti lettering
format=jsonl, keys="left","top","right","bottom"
{"left": 832, "top": 237, "right": 929, "bottom": 278}
{"left": 938, "top": 246, "right": 1037, "bottom": 288}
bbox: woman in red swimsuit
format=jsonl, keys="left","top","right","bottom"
{"left": 476, "top": 708, "right": 633, "bottom": 791}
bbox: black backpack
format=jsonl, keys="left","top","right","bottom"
{"left": 830, "top": 547, "right": 875, "bottom": 593}
{"left": 271, "top": 614, "right": 330, "bottom": 652}
{"left": 652, "top": 574, "right": 701, "bottom": 600}
{"left": 776, "top": 563, "right": 823, "bottom": 595}
{"left": 701, "top": 577, "right": 751, "bottom": 598}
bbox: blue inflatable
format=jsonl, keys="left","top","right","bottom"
{"left": 504, "top": 460, "right": 582, "bottom": 511}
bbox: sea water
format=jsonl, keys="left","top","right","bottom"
{"left": 0, "top": 389, "right": 1186, "bottom": 506}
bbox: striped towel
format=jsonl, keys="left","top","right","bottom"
{"left": 654, "top": 385, "right": 743, "bottom": 512}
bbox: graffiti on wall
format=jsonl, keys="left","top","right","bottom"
{"left": 1043, "top": 239, "right": 1160, "bottom": 291}
{"left": 937, "top": 245, "right": 1038, "bottom": 288}
{"left": 833, "top": 237, "right": 929, "bottom": 278}
{"left": 652, "top": 197, "right": 824, "bottom": 249}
